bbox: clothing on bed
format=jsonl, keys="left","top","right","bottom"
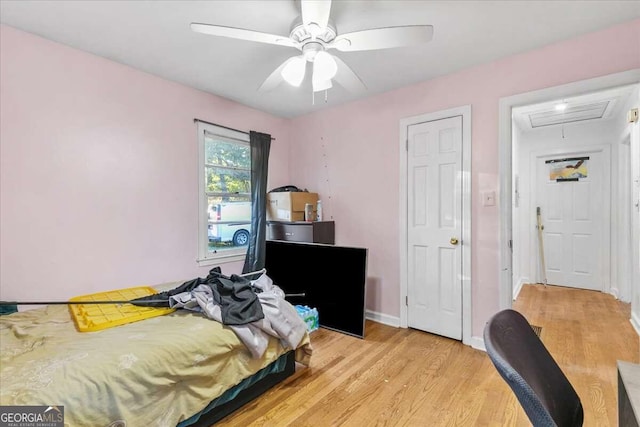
{"left": 131, "top": 267, "right": 264, "bottom": 325}
{"left": 170, "top": 272, "right": 308, "bottom": 359}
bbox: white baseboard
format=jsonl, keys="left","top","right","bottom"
{"left": 631, "top": 311, "right": 640, "bottom": 337}
{"left": 609, "top": 287, "right": 620, "bottom": 300}
{"left": 468, "top": 335, "right": 486, "bottom": 352}
{"left": 366, "top": 311, "right": 483, "bottom": 350}
{"left": 365, "top": 310, "right": 400, "bottom": 328}
{"left": 513, "top": 277, "right": 529, "bottom": 300}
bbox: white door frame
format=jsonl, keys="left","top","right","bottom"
{"left": 615, "top": 133, "right": 632, "bottom": 302}
{"left": 399, "top": 105, "right": 472, "bottom": 345}
{"left": 498, "top": 69, "right": 640, "bottom": 310}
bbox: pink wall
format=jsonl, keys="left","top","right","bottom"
{"left": 2, "top": 20, "right": 639, "bottom": 337}
{"left": 0, "top": 25, "right": 291, "bottom": 304}
{"left": 288, "top": 19, "right": 640, "bottom": 337}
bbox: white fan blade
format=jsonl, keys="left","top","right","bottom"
{"left": 259, "top": 56, "right": 302, "bottom": 92}
{"left": 191, "top": 23, "right": 299, "bottom": 49}
{"left": 301, "top": 0, "right": 332, "bottom": 29}
{"left": 329, "top": 25, "right": 433, "bottom": 52}
{"left": 332, "top": 56, "right": 367, "bottom": 93}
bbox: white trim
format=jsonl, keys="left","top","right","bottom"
{"left": 619, "top": 127, "right": 632, "bottom": 149}
{"left": 498, "top": 69, "right": 640, "bottom": 312}
{"left": 512, "top": 277, "right": 527, "bottom": 300}
{"left": 609, "top": 287, "right": 620, "bottom": 300}
{"left": 631, "top": 312, "right": 640, "bottom": 337}
{"left": 468, "top": 336, "right": 486, "bottom": 352}
{"left": 399, "top": 105, "right": 472, "bottom": 346}
{"left": 197, "top": 254, "right": 246, "bottom": 267}
{"left": 366, "top": 310, "right": 400, "bottom": 328}
{"left": 615, "top": 131, "right": 634, "bottom": 303}
{"left": 196, "top": 121, "right": 250, "bottom": 265}
{"left": 631, "top": 104, "right": 640, "bottom": 322}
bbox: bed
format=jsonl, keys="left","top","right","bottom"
{"left": 0, "top": 277, "right": 312, "bottom": 426}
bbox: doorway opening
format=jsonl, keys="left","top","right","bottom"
{"left": 499, "top": 69, "right": 640, "bottom": 310}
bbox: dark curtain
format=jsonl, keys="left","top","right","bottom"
{"left": 242, "top": 131, "right": 271, "bottom": 273}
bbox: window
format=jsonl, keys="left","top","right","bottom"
{"left": 197, "top": 121, "right": 251, "bottom": 265}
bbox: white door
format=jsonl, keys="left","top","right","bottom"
{"left": 407, "top": 116, "right": 463, "bottom": 340}
{"left": 535, "top": 152, "right": 605, "bottom": 290}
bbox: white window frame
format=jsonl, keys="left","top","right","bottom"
{"left": 196, "top": 121, "right": 251, "bottom": 266}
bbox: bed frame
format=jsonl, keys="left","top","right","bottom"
{"left": 185, "top": 350, "right": 296, "bottom": 426}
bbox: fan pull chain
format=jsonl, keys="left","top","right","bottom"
{"left": 310, "top": 90, "right": 329, "bottom": 105}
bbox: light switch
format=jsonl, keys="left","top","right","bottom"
{"left": 483, "top": 191, "right": 496, "bottom": 207}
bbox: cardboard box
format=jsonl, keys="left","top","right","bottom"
{"left": 267, "top": 192, "right": 318, "bottom": 221}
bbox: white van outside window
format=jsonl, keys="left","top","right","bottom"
{"left": 208, "top": 202, "right": 251, "bottom": 246}
{"left": 196, "top": 121, "right": 252, "bottom": 266}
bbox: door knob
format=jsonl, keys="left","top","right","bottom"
{"left": 450, "top": 237, "right": 459, "bottom": 245}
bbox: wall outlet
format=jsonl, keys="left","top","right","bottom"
{"left": 629, "top": 108, "right": 639, "bottom": 123}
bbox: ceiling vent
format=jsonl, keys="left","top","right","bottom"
{"left": 528, "top": 100, "right": 610, "bottom": 128}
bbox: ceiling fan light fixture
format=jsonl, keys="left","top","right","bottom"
{"left": 281, "top": 56, "right": 306, "bottom": 87}
{"left": 192, "top": 0, "right": 433, "bottom": 99}
{"left": 307, "top": 23, "right": 322, "bottom": 39}
{"left": 312, "top": 77, "right": 332, "bottom": 92}
{"left": 313, "top": 51, "right": 338, "bottom": 81}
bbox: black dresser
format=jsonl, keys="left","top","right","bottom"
{"left": 267, "top": 221, "right": 335, "bottom": 244}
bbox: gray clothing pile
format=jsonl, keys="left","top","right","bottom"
{"left": 168, "top": 272, "right": 308, "bottom": 358}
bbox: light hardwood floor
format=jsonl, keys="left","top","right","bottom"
{"left": 216, "top": 284, "right": 639, "bottom": 426}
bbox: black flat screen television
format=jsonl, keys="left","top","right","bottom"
{"left": 265, "top": 240, "right": 368, "bottom": 338}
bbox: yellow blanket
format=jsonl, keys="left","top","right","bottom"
{"left": 0, "top": 296, "right": 311, "bottom": 426}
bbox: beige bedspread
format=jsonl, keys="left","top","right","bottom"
{"left": 0, "top": 289, "right": 311, "bottom": 427}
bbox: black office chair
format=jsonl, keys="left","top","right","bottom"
{"left": 483, "top": 309, "right": 583, "bottom": 427}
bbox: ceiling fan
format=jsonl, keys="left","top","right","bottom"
{"left": 190, "top": 0, "right": 433, "bottom": 94}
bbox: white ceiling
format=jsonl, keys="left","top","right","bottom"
{"left": 512, "top": 84, "right": 637, "bottom": 132}
{"left": 1, "top": 0, "right": 639, "bottom": 118}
